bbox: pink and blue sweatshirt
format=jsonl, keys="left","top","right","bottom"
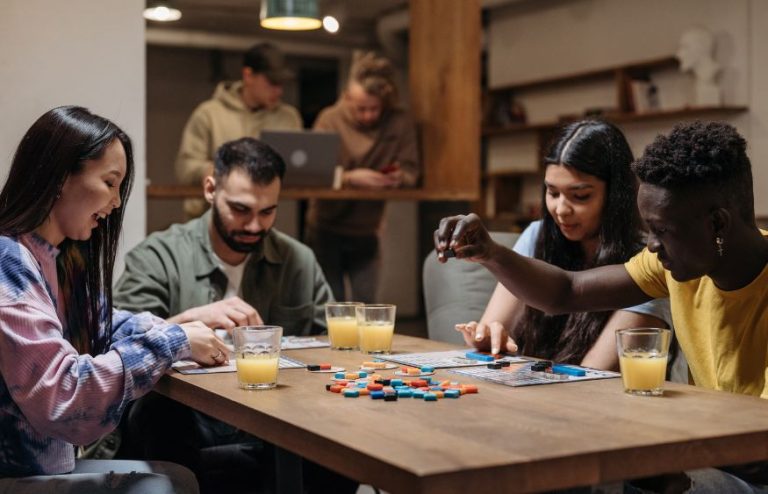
{"left": 0, "top": 233, "right": 191, "bottom": 477}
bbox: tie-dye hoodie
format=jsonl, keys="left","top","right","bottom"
{"left": 0, "top": 233, "right": 191, "bottom": 477}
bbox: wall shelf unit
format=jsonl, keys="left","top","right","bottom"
{"left": 480, "top": 55, "right": 749, "bottom": 228}
{"left": 483, "top": 105, "right": 748, "bottom": 137}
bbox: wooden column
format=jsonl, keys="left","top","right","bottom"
{"left": 409, "top": 0, "right": 481, "bottom": 198}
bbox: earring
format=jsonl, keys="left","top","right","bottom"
{"left": 715, "top": 236, "right": 724, "bottom": 257}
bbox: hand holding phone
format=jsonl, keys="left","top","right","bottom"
{"left": 379, "top": 162, "right": 401, "bottom": 174}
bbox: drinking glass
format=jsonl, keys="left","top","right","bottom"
{"left": 356, "top": 304, "right": 396, "bottom": 354}
{"left": 233, "top": 325, "right": 282, "bottom": 390}
{"left": 616, "top": 328, "right": 671, "bottom": 396}
{"left": 325, "top": 302, "right": 363, "bottom": 350}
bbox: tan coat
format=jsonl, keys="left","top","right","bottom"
{"left": 306, "top": 101, "right": 420, "bottom": 236}
{"left": 175, "top": 81, "right": 302, "bottom": 217}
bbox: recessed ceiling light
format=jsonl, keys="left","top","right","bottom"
{"left": 323, "top": 16, "right": 340, "bottom": 34}
{"left": 143, "top": 2, "right": 182, "bottom": 22}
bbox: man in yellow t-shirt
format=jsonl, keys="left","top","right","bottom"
{"left": 435, "top": 121, "right": 768, "bottom": 490}
{"left": 625, "top": 235, "right": 768, "bottom": 398}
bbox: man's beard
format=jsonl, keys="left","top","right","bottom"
{"left": 212, "top": 203, "right": 267, "bottom": 254}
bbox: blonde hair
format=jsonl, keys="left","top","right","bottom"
{"left": 348, "top": 52, "right": 398, "bottom": 109}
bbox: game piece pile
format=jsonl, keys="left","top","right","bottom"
{"left": 485, "top": 361, "right": 512, "bottom": 370}
{"left": 324, "top": 366, "right": 478, "bottom": 402}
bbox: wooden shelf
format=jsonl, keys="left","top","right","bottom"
{"left": 484, "top": 169, "right": 541, "bottom": 178}
{"left": 146, "top": 184, "right": 479, "bottom": 202}
{"left": 488, "top": 55, "right": 678, "bottom": 92}
{"left": 482, "top": 105, "right": 748, "bottom": 136}
{"left": 482, "top": 121, "right": 558, "bottom": 135}
{"left": 481, "top": 52, "right": 750, "bottom": 222}
{"left": 602, "top": 105, "right": 748, "bottom": 123}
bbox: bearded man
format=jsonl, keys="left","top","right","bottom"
{"left": 113, "top": 137, "right": 353, "bottom": 494}
{"left": 117, "top": 137, "right": 332, "bottom": 334}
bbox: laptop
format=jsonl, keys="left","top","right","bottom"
{"left": 259, "top": 130, "right": 341, "bottom": 188}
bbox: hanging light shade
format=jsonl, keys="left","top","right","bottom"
{"left": 260, "top": 0, "right": 322, "bottom": 31}
{"left": 143, "top": 0, "right": 182, "bottom": 22}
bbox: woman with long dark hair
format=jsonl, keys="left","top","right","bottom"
{"left": 457, "top": 120, "right": 670, "bottom": 369}
{"left": 0, "top": 106, "right": 226, "bottom": 493}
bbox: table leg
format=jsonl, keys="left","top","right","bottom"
{"left": 274, "top": 447, "right": 303, "bottom": 494}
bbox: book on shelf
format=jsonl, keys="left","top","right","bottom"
{"left": 628, "top": 78, "right": 660, "bottom": 114}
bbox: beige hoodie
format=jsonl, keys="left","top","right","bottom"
{"left": 175, "top": 80, "right": 302, "bottom": 217}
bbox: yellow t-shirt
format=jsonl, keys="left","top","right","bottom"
{"left": 624, "top": 235, "right": 768, "bottom": 399}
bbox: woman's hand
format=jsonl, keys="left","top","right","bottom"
{"left": 434, "top": 213, "right": 498, "bottom": 263}
{"left": 455, "top": 321, "right": 518, "bottom": 355}
{"left": 179, "top": 321, "right": 230, "bottom": 366}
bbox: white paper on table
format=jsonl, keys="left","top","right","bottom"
{"left": 172, "top": 355, "right": 306, "bottom": 375}
{"left": 213, "top": 330, "right": 329, "bottom": 350}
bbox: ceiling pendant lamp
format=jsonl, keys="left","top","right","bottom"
{"left": 260, "top": 0, "right": 322, "bottom": 31}
{"left": 143, "top": 0, "right": 182, "bottom": 22}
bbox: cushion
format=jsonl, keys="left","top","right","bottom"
{"left": 423, "top": 232, "right": 519, "bottom": 344}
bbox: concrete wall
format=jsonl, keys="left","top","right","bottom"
{"left": 0, "top": 0, "right": 145, "bottom": 276}
{"left": 488, "top": 0, "right": 766, "bottom": 215}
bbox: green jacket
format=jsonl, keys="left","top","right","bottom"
{"left": 114, "top": 211, "right": 333, "bottom": 335}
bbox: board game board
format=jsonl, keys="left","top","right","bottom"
{"left": 380, "top": 350, "right": 528, "bottom": 369}
{"left": 450, "top": 362, "right": 619, "bottom": 387}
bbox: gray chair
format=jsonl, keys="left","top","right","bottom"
{"left": 422, "top": 232, "right": 519, "bottom": 344}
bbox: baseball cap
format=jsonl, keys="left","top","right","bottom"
{"left": 243, "top": 43, "right": 294, "bottom": 84}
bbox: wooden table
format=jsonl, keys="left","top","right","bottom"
{"left": 154, "top": 335, "right": 768, "bottom": 494}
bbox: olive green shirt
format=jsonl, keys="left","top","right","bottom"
{"left": 114, "top": 211, "right": 333, "bottom": 335}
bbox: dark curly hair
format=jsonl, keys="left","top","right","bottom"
{"left": 513, "top": 120, "right": 643, "bottom": 364}
{"left": 632, "top": 121, "right": 754, "bottom": 222}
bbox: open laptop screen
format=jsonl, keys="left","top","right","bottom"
{"left": 260, "top": 130, "right": 341, "bottom": 188}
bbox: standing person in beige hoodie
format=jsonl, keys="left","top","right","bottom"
{"left": 176, "top": 43, "right": 302, "bottom": 218}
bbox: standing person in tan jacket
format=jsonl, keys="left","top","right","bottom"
{"left": 305, "top": 52, "right": 420, "bottom": 302}
{"left": 176, "top": 43, "right": 302, "bottom": 218}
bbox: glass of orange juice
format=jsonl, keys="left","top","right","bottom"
{"left": 616, "top": 328, "right": 671, "bottom": 396}
{"left": 326, "top": 302, "right": 363, "bottom": 350}
{"left": 356, "top": 304, "right": 396, "bottom": 354}
{"left": 233, "top": 326, "right": 282, "bottom": 390}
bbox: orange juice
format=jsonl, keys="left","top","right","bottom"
{"left": 619, "top": 351, "right": 667, "bottom": 395}
{"left": 236, "top": 354, "right": 279, "bottom": 389}
{"left": 327, "top": 317, "right": 358, "bottom": 349}
{"left": 359, "top": 323, "right": 394, "bottom": 354}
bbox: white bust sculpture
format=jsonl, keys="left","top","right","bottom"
{"left": 676, "top": 26, "right": 722, "bottom": 106}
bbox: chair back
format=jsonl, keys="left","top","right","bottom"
{"left": 422, "top": 231, "right": 519, "bottom": 344}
